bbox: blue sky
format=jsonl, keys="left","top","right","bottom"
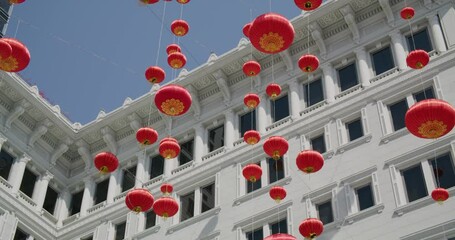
{"left": 6, "top": 1, "right": 300, "bottom": 124}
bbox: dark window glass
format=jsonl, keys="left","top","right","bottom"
{"left": 304, "top": 79, "right": 324, "bottom": 107}
{"left": 13, "top": 228, "right": 29, "bottom": 240}
{"left": 268, "top": 157, "right": 285, "bottom": 184}
{"left": 150, "top": 155, "right": 164, "bottom": 179}
{"left": 0, "top": 149, "right": 14, "bottom": 180}
{"left": 356, "top": 184, "right": 375, "bottom": 211}
{"left": 271, "top": 95, "right": 289, "bottom": 122}
{"left": 247, "top": 162, "right": 262, "bottom": 193}
{"left": 0, "top": 2, "right": 11, "bottom": 15}
{"left": 94, "top": 178, "right": 109, "bottom": 204}
{"left": 201, "top": 183, "right": 215, "bottom": 213}
{"left": 407, "top": 28, "right": 433, "bottom": 52}
{"left": 179, "top": 139, "right": 194, "bottom": 166}
{"left": 70, "top": 190, "right": 84, "bottom": 216}
{"left": 347, "top": 119, "right": 364, "bottom": 141}
{"left": 20, "top": 168, "right": 37, "bottom": 198}
{"left": 122, "top": 165, "right": 136, "bottom": 192}
{"left": 413, "top": 87, "right": 435, "bottom": 102}
{"left": 180, "top": 192, "right": 195, "bottom": 222}
{"left": 270, "top": 218, "right": 288, "bottom": 234}
{"left": 372, "top": 46, "right": 395, "bottom": 75}
{"left": 115, "top": 222, "right": 126, "bottom": 240}
{"left": 81, "top": 236, "right": 93, "bottom": 240}
{"left": 338, "top": 63, "right": 359, "bottom": 92}
{"left": 145, "top": 210, "right": 156, "bottom": 229}
{"left": 389, "top": 99, "right": 408, "bottom": 131}
{"left": 317, "top": 200, "right": 334, "bottom": 225}
{"left": 311, "top": 135, "right": 326, "bottom": 154}
{"left": 240, "top": 110, "right": 257, "bottom": 137}
{"left": 246, "top": 228, "right": 263, "bottom": 240}
{"left": 430, "top": 153, "right": 455, "bottom": 189}
{"left": 209, "top": 125, "right": 224, "bottom": 152}
{"left": 402, "top": 164, "right": 428, "bottom": 202}
{"left": 43, "top": 186, "right": 59, "bottom": 214}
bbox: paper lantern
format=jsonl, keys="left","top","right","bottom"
{"left": 171, "top": 19, "right": 189, "bottom": 37}
{"left": 244, "top": 130, "right": 261, "bottom": 145}
{"left": 263, "top": 233, "right": 297, "bottom": 240}
{"left": 406, "top": 50, "right": 429, "bottom": 69}
{"left": 243, "top": 22, "right": 251, "bottom": 38}
{"left": 243, "top": 60, "right": 261, "bottom": 77}
{"left": 9, "top": 0, "right": 25, "bottom": 4}
{"left": 405, "top": 99, "right": 455, "bottom": 139}
{"left": 177, "top": 0, "right": 190, "bottom": 4}
{"left": 167, "top": 52, "right": 187, "bottom": 69}
{"left": 159, "top": 137, "right": 180, "bottom": 159}
{"left": 269, "top": 186, "right": 287, "bottom": 203}
{"left": 432, "top": 188, "right": 449, "bottom": 203}
{"left": 299, "top": 218, "right": 324, "bottom": 239}
{"left": 298, "top": 54, "right": 319, "bottom": 73}
{"left": 140, "top": 0, "right": 159, "bottom": 4}
{"left": 153, "top": 196, "right": 179, "bottom": 218}
{"left": 125, "top": 189, "right": 154, "bottom": 213}
{"left": 0, "top": 38, "right": 30, "bottom": 72}
{"left": 248, "top": 13, "right": 295, "bottom": 54}
{"left": 161, "top": 183, "right": 174, "bottom": 196}
{"left": 166, "top": 44, "right": 181, "bottom": 55}
{"left": 242, "top": 164, "right": 262, "bottom": 182}
{"left": 145, "top": 66, "right": 165, "bottom": 84}
{"left": 136, "top": 127, "right": 158, "bottom": 145}
{"left": 263, "top": 136, "right": 289, "bottom": 160}
{"left": 400, "top": 7, "right": 415, "bottom": 20}
{"left": 296, "top": 150, "right": 324, "bottom": 174}
{"left": 94, "top": 152, "right": 119, "bottom": 174}
{"left": 155, "top": 84, "right": 192, "bottom": 116}
{"left": 0, "top": 40, "right": 12, "bottom": 60}
{"left": 244, "top": 93, "right": 260, "bottom": 109}
{"left": 266, "top": 83, "right": 282, "bottom": 99}
{"left": 294, "top": 0, "right": 322, "bottom": 11}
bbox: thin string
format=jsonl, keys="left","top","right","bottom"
{"left": 154, "top": 1, "right": 168, "bottom": 66}
{"left": 14, "top": 19, "right": 21, "bottom": 38}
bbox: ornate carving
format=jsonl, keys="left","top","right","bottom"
{"left": 101, "top": 126, "right": 118, "bottom": 154}
{"left": 187, "top": 85, "right": 201, "bottom": 119}
{"left": 76, "top": 140, "right": 92, "bottom": 170}
{"left": 28, "top": 119, "right": 53, "bottom": 147}
{"left": 214, "top": 70, "right": 231, "bottom": 106}
{"left": 193, "top": 74, "right": 216, "bottom": 90}
{"left": 4, "top": 99, "right": 30, "bottom": 130}
{"left": 341, "top": 5, "right": 360, "bottom": 44}
{"left": 378, "top": 0, "right": 395, "bottom": 26}
{"left": 309, "top": 22, "right": 327, "bottom": 59}
{"left": 278, "top": 49, "right": 294, "bottom": 72}
{"left": 128, "top": 113, "right": 142, "bottom": 131}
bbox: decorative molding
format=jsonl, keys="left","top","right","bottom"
{"left": 309, "top": 22, "right": 327, "bottom": 59}
{"left": 378, "top": 0, "right": 395, "bottom": 26}
{"left": 340, "top": 5, "right": 360, "bottom": 44}
{"left": 278, "top": 49, "right": 294, "bottom": 72}
{"left": 4, "top": 99, "right": 30, "bottom": 130}
{"left": 76, "top": 140, "right": 92, "bottom": 170}
{"left": 167, "top": 206, "right": 221, "bottom": 234}
{"left": 28, "top": 118, "right": 53, "bottom": 148}
{"left": 187, "top": 85, "right": 201, "bottom": 119}
{"left": 214, "top": 70, "right": 231, "bottom": 106}
{"left": 101, "top": 126, "right": 118, "bottom": 154}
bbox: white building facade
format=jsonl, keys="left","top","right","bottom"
{"left": 1, "top": 0, "right": 455, "bottom": 239}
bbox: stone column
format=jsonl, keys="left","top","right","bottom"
{"left": 193, "top": 187, "right": 201, "bottom": 215}
{"left": 355, "top": 47, "right": 371, "bottom": 87}
{"left": 0, "top": 212, "right": 18, "bottom": 240}
{"left": 321, "top": 64, "right": 336, "bottom": 103}
{"left": 106, "top": 169, "right": 120, "bottom": 204}
{"left": 390, "top": 30, "right": 407, "bottom": 70}
{"left": 0, "top": 133, "right": 7, "bottom": 150}
{"left": 288, "top": 78, "right": 301, "bottom": 120}
{"left": 193, "top": 123, "right": 205, "bottom": 164}
{"left": 257, "top": 93, "right": 268, "bottom": 134}
{"left": 80, "top": 176, "right": 95, "bottom": 217}
{"left": 32, "top": 171, "right": 53, "bottom": 210}
{"left": 427, "top": 14, "right": 447, "bottom": 53}
{"left": 224, "top": 109, "right": 235, "bottom": 150}
{"left": 55, "top": 189, "right": 71, "bottom": 227}
{"left": 8, "top": 153, "right": 31, "bottom": 194}
{"left": 164, "top": 157, "right": 176, "bottom": 178}
{"left": 135, "top": 151, "right": 146, "bottom": 188}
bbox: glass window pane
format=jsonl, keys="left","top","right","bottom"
{"left": 304, "top": 79, "right": 324, "bottom": 106}
{"left": 389, "top": 99, "right": 408, "bottom": 131}
{"left": 271, "top": 95, "right": 289, "bottom": 122}
{"left": 145, "top": 210, "right": 156, "bottom": 229}
{"left": 430, "top": 153, "right": 455, "bottom": 189}
{"left": 201, "top": 183, "right": 215, "bottom": 213}
{"left": 246, "top": 228, "right": 263, "bottom": 240}
{"left": 311, "top": 135, "right": 326, "bottom": 154}
{"left": 179, "top": 139, "right": 194, "bottom": 166}
{"left": 70, "top": 190, "right": 84, "bottom": 216}
{"left": 268, "top": 158, "right": 285, "bottom": 184}
{"left": 150, "top": 155, "right": 164, "bottom": 179}
{"left": 347, "top": 119, "right": 364, "bottom": 141}
{"left": 402, "top": 164, "right": 428, "bottom": 202}
{"left": 115, "top": 222, "right": 126, "bottom": 240}
{"left": 0, "top": 149, "right": 14, "bottom": 180}
{"left": 338, "top": 63, "right": 359, "bottom": 92}
{"left": 246, "top": 162, "right": 262, "bottom": 193}
{"left": 180, "top": 192, "right": 195, "bottom": 222}
{"left": 240, "top": 110, "right": 257, "bottom": 137}
{"left": 317, "top": 200, "right": 334, "bottom": 225}
{"left": 95, "top": 179, "right": 109, "bottom": 204}
{"left": 270, "top": 218, "right": 288, "bottom": 234}
{"left": 407, "top": 28, "right": 433, "bottom": 52}
{"left": 43, "top": 186, "right": 59, "bottom": 214}
{"left": 20, "top": 168, "right": 37, "bottom": 198}
{"left": 14, "top": 228, "right": 29, "bottom": 240}
{"left": 209, "top": 125, "right": 224, "bottom": 152}
{"left": 356, "top": 184, "right": 375, "bottom": 211}
{"left": 372, "top": 47, "right": 395, "bottom": 75}
{"left": 81, "top": 236, "right": 93, "bottom": 240}
{"left": 413, "top": 87, "right": 435, "bottom": 102}
{"left": 122, "top": 165, "right": 136, "bottom": 192}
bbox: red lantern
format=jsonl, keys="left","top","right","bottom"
{"left": 145, "top": 66, "right": 165, "bottom": 84}
{"left": 155, "top": 84, "right": 192, "bottom": 116}
{"left": 0, "top": 40, "right": 12, "bottom": 60}
{"left": 136, "top": 127, "right": 158, "bottom": 145}
{"left": 125, "top": 189, "right": 154, "bottom": 213}
{"left": 244, "top": 93, "right": 260, "bottom": 109}
{"left": 94, "top": 152, "right": 119, "bottom": 174}
{"left": 167, "top": 52, "right": 187, "bottom": 69}
{"left": 248, "top": 13, "right": 295, "bottom": 54}
{"left": 177, "top": 0, "right": 190, "bottom": 4}
{"left": 263, "top": 136, "right": 289, "bottom": 160}
{"left": 166, "top": 44, "right": 181, "bottom": 55}
{"left": 243, "top": 22, "right": 251, "bottom": 38}
{"left": 243, "top": 60, "right": 261, "bottom": 77}
{"left": 400, "top": 7, "right": 415, "bottom": 20}
{"left": 244, "top": 130, "right": 261, "bottom": 145}
{"left": 270, "top": 186, "right": 287, "bottom": 203}
{"left": 298, "top": 54, "right": 319, "bottom": 73}
{"left": 294, "top": 0, "right": 322, "bottom": 11}
{"left": 171, "top": 19, "right": 189, "bottom": 37}
{"left": 9, "top": 0, "right": 25, "bottom": 4}
{"left": 0, "top": 38, "right": 30, "bottom": 72}
{"left": 153, "top": 196, "right": 179, "bottom": 218}
{"left": 139, "top": 0, "right": 159, "bottom": 4}
{"left": 159, "top": 137, "right": 181, "bottom": 159}
{"left": 296, "top": 150, "right": 324, "bottom": 174}
{"left": 266, "top": 83, "right": 282, "bottom": 99}
{"left": 405, "top": 99, "right": 455, "bottom": 139}
{"left": 406, "top": 50, "right": 430, "bottom": 69}
{"left": 299, "top": 218, "right": 324, "bottom": 239}
{"left": 161, "top": 183, "right": 174, "bottom": 196}
{"left": 432, "top": 188, "right": 449, "bottom": 203}
{"left": 263, "top": 233, "right": 297, "bottom": 240}
{"left": 242, "top": 164, "right": 262, "bottom": 182}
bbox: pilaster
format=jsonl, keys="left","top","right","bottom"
{"left": 193, "top": 123, "right": 205, "bottom": 164}
{"left": 427, "top": 13, "right": 447, "bottom": 53}
{"left": 106, "top": 169, "right": 120, "bottom": 204}
{"left": 288, "top": 78, "right": 301, "bottom": 120}
{"left": 321, "top": 63, "right": 336, "bottom": 104}
{"left": 224, "top": 109, "right": 235, "bottom": 150}
{"left": 32, "top": 171, "right": 54, "bottom": 210}
{"left": 8, "top": 153, "right": 31, "bottom": 194}
{"left": 354, "top": 47, "right": 371, "bottom": 87}
{"left": 80, "top": 176, "right": 95, "bottom": 217}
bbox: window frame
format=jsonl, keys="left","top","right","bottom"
{"left": 302, "top": 77, "right": 325, "bottom": 108}
{"left": 335, "top": 61, "right": 359, "bottom": 93}
{"left": 270, "top": 94, "right": 290, "bottom": 123}
{"left": 208, "top": 124, "right": 225, "bottom": 153}
{"left": 405, "top": 26, "right": 434, "bottom": 53}
{"left": 304, "top": 183, "right": 339, "bottom": 228}
{"left": 369, "top": 44, "right": 396, "bottom": 76}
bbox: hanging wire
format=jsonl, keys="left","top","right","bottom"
{"left": 13, "top": 19, "right": 21, "bottom": 38}
{"left": 153, "top": 1, "right": 168, "bottom": 66}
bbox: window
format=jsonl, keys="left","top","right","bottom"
{"left": 402, "top": 164, "right": 428, "bottom": 202}
{"left": 81, "top": 236, "right": 93, "bottom": 240}
{"left": 270, "top": 218, "right": 288, "bottom": 234}
{"left": 413, "top": 87, "right": 435, "bottom": 103}
{"left": 179, "top": 139, "right": 194, "bottom": 166}
{"left": 94, "top": 178, "right": 109, "bottom": 204}
{"left": 201, "top": 183, "right": 215, "bottom": 213}
{"left": 115, "top": 221, "right": 126, "bottom": 240}
{"left": 19, "top": 168, "right": 37, "bottom": 198}
{"left": 180, "top": 192, "right": 195, "bottom": 222}
{"left": 69, "top": 190, "right": 83, "bottom": 216}
{"left": 430, "top": 153, "right": 455, "bottom": 189}
{"left": 122, "top": 165, "right": 136, "bottom": 192}
{"left": 337, "top": 63, "right": 359, "bottom": 92}
{"left": 0, "top": 149, "right": 14, "bottom": 180}
{"left": 246, "top": 162, "right": 262, "bottom": 193}
{"left": 371, "top": 46, "right": 395, "bottom": 75}
{"left": 311, "top": 135, "right": 326, "bottom": 154}
{"left": 388, "top": 99, "right": 408, "bottom": 131}
{"left": 303, "top": 79, "right": 324, "bottom": 107}
{"left": 271, "top": 95, "right": 289, "bottom": 122}
{"left": 43, "top": 186, "right": 59, "bottom": 214}
{"left": 239, "top": 110, "right": 256, "bottom": 137}
{"left": 268, "top": 157, "right": 285, "bottom": 184}
{"left": 13, "top": 228, "right": 29, "bottom": 240}
{"left": 145, "top": 210, "right": 156, "bottom": 229}
{"left": 407, "top": 28, "right": 433, "bottom": 52}
{"left": 209, "top": 125, "right": 224, "bottom": 152}
{"left": 246, "top": 228, "right": 263, "bottom": 240}
{"left": 317, "top": 200, "right": 334, "bottom": 225}
{"left": 150, "top": 155, "right": 164, "bottom": 179}
{"left": 346, "top": 118, "right": 364, "bottom": 141}
{"left": 356, "top": 184, "right": 375, "bottom": 211}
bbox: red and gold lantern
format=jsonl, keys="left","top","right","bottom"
{"left": 171, "top": 19, "right": 189, "bottom": 37}
{"left": 94, "top": 152, "right": 119, "bottom": 174}
{"left": 244, "top": 130, "right": 261, "bottom": 145}
{"left": 161, "top": 183, "right": 174, "bottom": 196}
{"left": 400, "top": 7, "right": 415, "bottom": 20}
{"left": 266, "top": 83, "right": 282, "bottom": 99}
{"left": 155, "top": 84, "right": 192, "bottom": 116}
{"left": 269, "top": 186, "right": 287, "bottom": 203}
{"left": 406, "top": 49, "right": 430, "bottom": 69}
{"left": 176, "top": 0, "right": 190, "bottom": 4}
{"left": 248, "top": 13, "right": 295, "bottom": 54}
{"left": 242, "top": 164, "right": 263, "bottom": 182}
{"left": 166, "top": 44, "right": 181, "bottom": 55}
{"left": 263, "top": 234, "right": 296, "bottom": 240}
{"left": 139, "top": 0, "right": 159, "bottom": 4}
{"left": 298, "top": 54, "right": 319, "bottom": 73}
{"left": 296, "top": 150, "right": 324, "bottom": 174}
{"left": 167, "top": 52, "right": 187, "bottom": 69}
{"left": 243, "top": 22, "right": 251, "bottom": 38}
{"left": 0, "top": 38, "right": 30, "bottom": 72}
{"left": 125, "top": 189, "right": 154, "bottom": 213}
{"left": 244, "top": 93, "right": 260, "bottom": 109}
{"left": 0, "top": 39, "right": 12, "bottom": 60}
{"left": 243, "top": 60, "right": 261, "bottom": 77}
{"left": 263, "top": 136, "right": 289, "bottom": 160}
{"left": 145, "top": 66, "right": 165, "bottom": 84}
{"left": 294, "top": 0, "right": 322, "bottom": 11}
{"left": 153, "top": 196, "right": 179, "bottom": 218}
{"left": 159, "top": 137, "right": 180, "bottom": 159}
{"left": 9, "top": 0, "right": 25, "bottom": 4}
{"left": 432, "top": 188, "right": 449, "bottom": 203}
{"left": 299, "top": 218, "right": 324, "bottom": 239}
{"left": 136, "top": 127, "right": 158, "bottom": 145}
{"left": 405, "top": 99, "right": 455, "bottom": 139}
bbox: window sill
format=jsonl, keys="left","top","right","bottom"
{"left": 394, "top": 187, "right": 455, "bottom": 216}
{"left": 344, "top": 203, "right": 384, "bottom": 225}
{"left": 167, "top": 206, "right": 221, "bottom": 234}
{"left": 143, "top": 175, "right": 164, "bottom": 188}
{"left": 40, "top": 209, "right": 58, "bottom": 224}
{"left": 114, "top": 191, "right": 128, "bottom": 202}
{"left": 131, "top": 225, "right": 160, "bottom": 240}
{"left": 300, "top": 100, "right": 328, "bottom": 116}
{"left": 202, "top": 147, "right": 226, "bottom": 161}
{"left": 337, "top": 134, "right": 372, "bottom": 154}
{"left": 335, "top": 85, "right": 362, "bottom": 100}
{"left": 171, "top": 160, "right": 194, "bottom": 175}
{"left": 322, "top": 150, "right": 335, "bottom": 160}
{"left": 87, "top": 201, "right": 106, "bottom": 214}
{"left": 380, "top": 128, "right": 408, "bottom": 144}
{"left": 266, "top": 116, "right": 292, "bottom": 132}
{"left": 63, "top": 213, "right": 80, "bottom": 225}
{"left": 323, "top": 220, "right": 343, "bottom": 231}
{"left": 369, "top": 67, "right": 399, "bottom": 84}
{"left": 233, "top": 176, "right": 292, "bottom": 206}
